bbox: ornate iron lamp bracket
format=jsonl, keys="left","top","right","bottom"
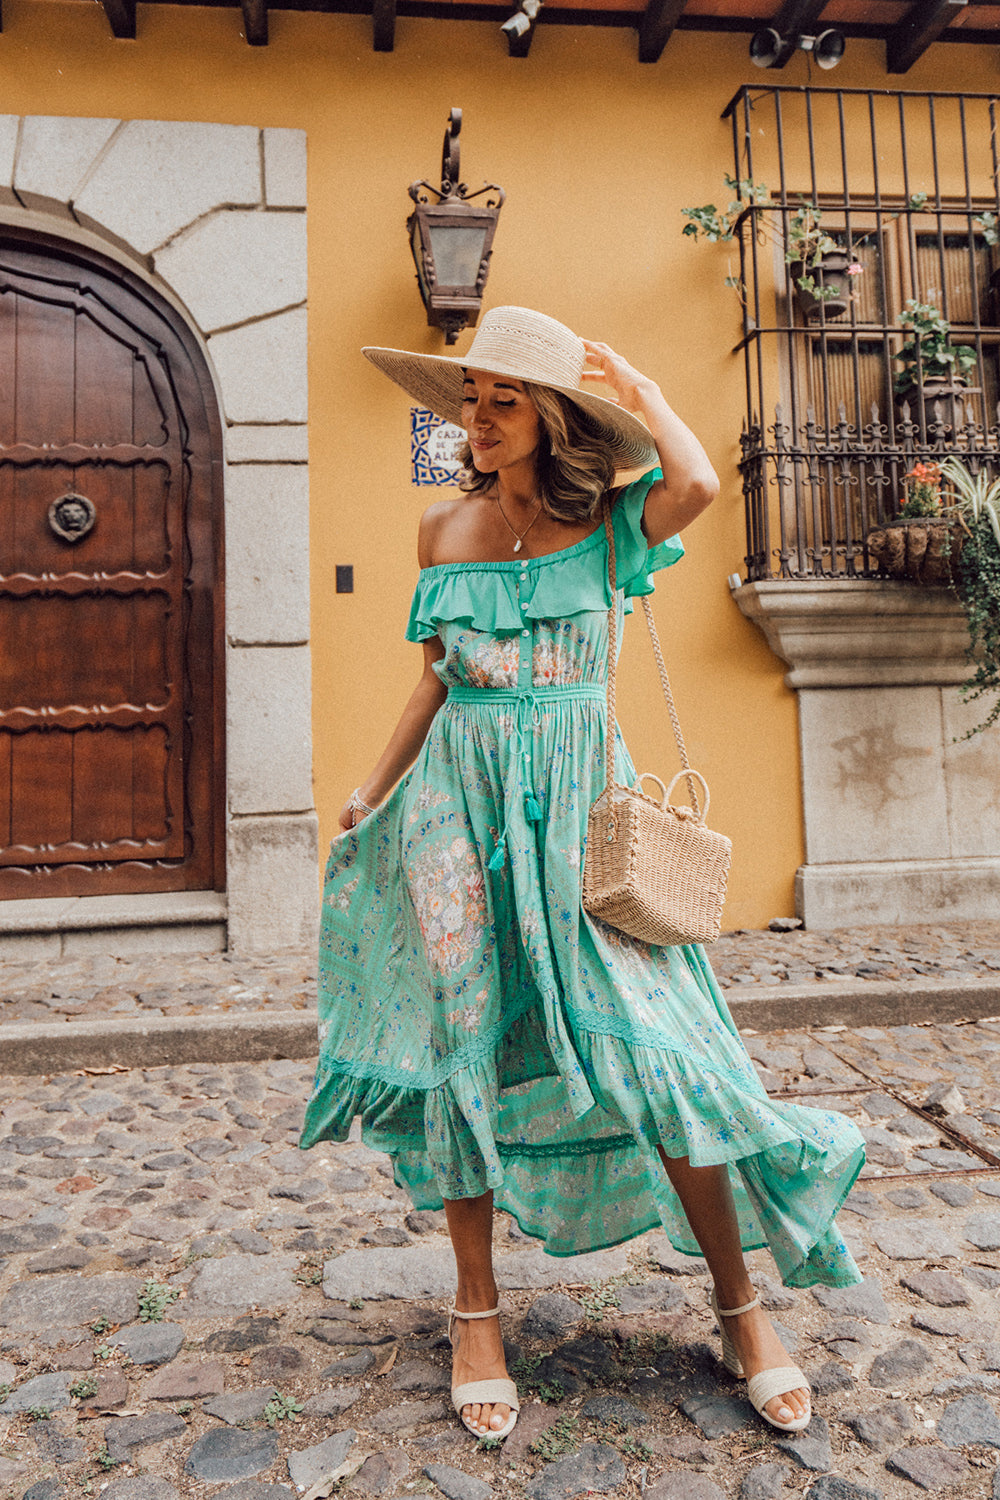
{"left": 406, "top": 109, "right": 505, "bottom": 344}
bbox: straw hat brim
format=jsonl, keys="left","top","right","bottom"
{"left": 362, "top": 345, "right": 658, "bottom": 471}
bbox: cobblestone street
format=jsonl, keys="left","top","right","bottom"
{"left": 0, "top": 926, "right": 996, "bottom": 1500}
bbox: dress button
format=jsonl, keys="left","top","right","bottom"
{"left": 520, "top": 572, "right": 528, "bottom": 581}
{"left": 522, "top": 629, "right": 529, "bottom": 638}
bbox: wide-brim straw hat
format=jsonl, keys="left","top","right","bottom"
{"left": 363, "top": 306, "right": 658, "bottom": 471}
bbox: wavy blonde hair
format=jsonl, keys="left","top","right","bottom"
{"left": 457, "top": 381, "right": 617, "bottom": 524}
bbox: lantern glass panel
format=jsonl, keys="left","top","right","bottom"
{"left": 410, "top": 218, "right": 430, "bottom": 298}
{"left": 428, "top": 224, "right": 488, "bottom": 289}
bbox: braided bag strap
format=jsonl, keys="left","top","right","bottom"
{"left": 600, "top": 500, "right": 702, "bottom": 819}
{"left": 601, "top": 498, "right": 618, "bottom": 803}
{"left": 639, "top": 595, "right": 701, "bottom": 818}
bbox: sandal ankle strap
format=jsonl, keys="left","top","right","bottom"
{"left": 448, "top": 1303, "right": 502, "bottom": 1341}
{"left": 714, "top": 1293, "right": 761, "bottom": 1318}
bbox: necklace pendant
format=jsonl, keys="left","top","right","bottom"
{"left": 513, "top": 539, "right": 522, "bottom": 553}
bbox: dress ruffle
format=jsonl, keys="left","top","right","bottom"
{"left": 406, "top": 469, "right": 683, "bottom": 642}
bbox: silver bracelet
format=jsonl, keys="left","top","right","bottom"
{"left": 349, "top": 788, "right": 377, "bottom": 826}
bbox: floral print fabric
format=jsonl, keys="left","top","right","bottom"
{"left": 301, "top": 475, "right": 865, "bottom": 1285}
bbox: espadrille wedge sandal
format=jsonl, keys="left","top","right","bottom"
{"left": 448, "top": 1305, "right": 519, "bottom": 1440}
{"left": 710, "top": 1290, "right": 812, "bottom": 1433}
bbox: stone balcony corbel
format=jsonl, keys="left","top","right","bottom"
{"left": 732, "top": 577, "right": 1000, "bottom": 928}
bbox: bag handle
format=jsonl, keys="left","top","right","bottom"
{"left": 601, "top": 498, "right": 702, "bottom": 818}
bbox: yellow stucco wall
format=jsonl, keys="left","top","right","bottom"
{"left": 3, "top": 3, "right": 997, "bottom": 928}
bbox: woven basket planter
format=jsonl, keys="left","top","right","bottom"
{"left": 866, "top": 516, "right": 966, "bottom": 586}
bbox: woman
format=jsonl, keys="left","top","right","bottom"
{"left": 301, "top": 307, "right": 865, "bottom": 1445}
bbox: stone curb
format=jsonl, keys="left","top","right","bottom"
{"left": 0, "top": 1010, "right": 318, "bottom": 1075}
{"left": 0, "top": 976, "right": 997, "bottom": 1075}
{"left": 724, "top": 975, "right": 1000, "bottom": 1031}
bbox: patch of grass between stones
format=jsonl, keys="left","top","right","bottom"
{"left": 294, "top": 1253, "right": 325, "bottom": 1286}
{"left": 531, "top": 1414, "right": 580, "bottom": 1460}
{"left": 263, "top": 1391, "right": 303, "bottom": 1426}
{"left": 137, "top": 1278, "right": 180, "bottom": 1322}
{"left": 510, "top": 1353, "right": 565, "bottom": 1403}
{"left": 575, "top": 1270, "right": 646, "bottom": 1321}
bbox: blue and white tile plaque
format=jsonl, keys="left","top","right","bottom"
{"left": 411, "top": 407, "right": 465, "bottom": 487}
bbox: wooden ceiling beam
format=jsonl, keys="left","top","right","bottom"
{"left": 99, "top": 0, "right": 136, "bottom": 39}
{"left": 373, "top": 0, "right": 396, "bottom": 51}
{"left": 886, "top": 0, "right": 968, "bottom": 73}
{"left": 637, "top": 0, "right": 687, "bottom": 63}
{"left": 240, "top": 0, "right": 269, "bottom": 44}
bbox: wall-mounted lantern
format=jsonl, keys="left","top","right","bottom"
{"left": 407, "top": 109, "right": 505, "bottom": 345}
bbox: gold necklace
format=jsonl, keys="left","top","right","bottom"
{"left": 494, "top": 493, "right": 543, "bottom": 554}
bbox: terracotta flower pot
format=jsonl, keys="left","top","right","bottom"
{"left": 866, "top": 516, "right": 966, "bottom": 585}
{"left": 787, "top": 251, "right": 852, "bottom": 320}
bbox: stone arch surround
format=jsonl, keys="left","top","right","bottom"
{"left": 0, "top": 115, "right": 317, "bottom": 958}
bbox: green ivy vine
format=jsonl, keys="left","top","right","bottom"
{"left": 953, "top": 514, "right": 1000, "bottom": 737}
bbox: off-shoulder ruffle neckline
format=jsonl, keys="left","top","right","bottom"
{"left": 417, "top": 519, "right": 605, "bottom": 576}
{"left": 405, "top": 469, "right": 682, "bottom": 642}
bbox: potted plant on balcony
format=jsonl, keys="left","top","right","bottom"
{"left": 866, "top": 462, "right": 966, "bottom": 584}
{"left": 866, "top": 455, "right": 1000, "bottom": 734}
{"left": 893, "top": 300, "right": 977, "bottom": 421}
{"left": 783, "top": 201, "right": 855, "bottom": 320}
{"left": 681, "top": 182, "right": 861, "bottom": 319}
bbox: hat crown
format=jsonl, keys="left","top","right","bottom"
{"left": 464, "top": 307, "right": 586, "bottom": 391}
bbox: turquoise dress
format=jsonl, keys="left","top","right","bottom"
{"left": 301, "top": 471, "right": 865, "bottom": 1288}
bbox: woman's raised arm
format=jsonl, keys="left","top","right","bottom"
{"left": 582, "top": 339, "right": 719, "bottom": 546}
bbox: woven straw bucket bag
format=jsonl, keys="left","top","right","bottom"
{"left": 582, "top": 501, "right": 732, "bottom": 947}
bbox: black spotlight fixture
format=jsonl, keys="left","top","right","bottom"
{"left": 501, "top": 0, "right": 542, "bottom": 57}
{"left": 749, "top": 25, "right": 845, "bottom": 69}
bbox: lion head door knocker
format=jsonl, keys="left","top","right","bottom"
{"left": 48, "top": 492, "right": 96, "bottom": 544}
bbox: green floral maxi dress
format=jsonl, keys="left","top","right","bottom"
{"left": 301, "top": 471, "right": 865, "bottom": 1287}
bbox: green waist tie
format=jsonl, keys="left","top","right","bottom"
{"left": 446, "top": 683, "right": 606, "bottom": 870}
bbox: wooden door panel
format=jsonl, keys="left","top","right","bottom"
{"left": 1, "top": 726, "right": 176, "bottom": 866}
{"left": 75, "top": 311, "right": 141, "bottom": 448}
{"left": 0, "top": 231, "right": 225, "bottom": 900}
{"left": 12, "top": 297, "right": 77, "bottom": 449}
{"left": 9, "top": 729, "right": 73, "bottom": 848}
{"left": 69, "top": 726, "right": 174, "bottom": 851}
{"left": 0, "top": 594, "right": 172, "bottom": 711}
{"left": 132, "top": 726, "right": 171, "bottom": 841}
{"left": 1, "top": 461, "right": 173, "bottom": 578}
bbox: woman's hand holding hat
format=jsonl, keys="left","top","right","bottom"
{"left": 581, "top": 340, "right": 663, "bottom": 416}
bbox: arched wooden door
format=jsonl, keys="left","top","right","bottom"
{"left": 0, "top": 230, "right": 225, "bottom": 899}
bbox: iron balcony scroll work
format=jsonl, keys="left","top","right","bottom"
{"left": 407, "top": 108, "right": 505, "bottom": 344}
{"left": 48, "top": 492, "right": 96, "bottom": 543}
{"left": 739, "top": 397, "right": 1000, "bottom": 581}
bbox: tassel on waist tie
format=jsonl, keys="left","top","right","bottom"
{"left": 446, "top": 684, "right": 606, "bottom": 870}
